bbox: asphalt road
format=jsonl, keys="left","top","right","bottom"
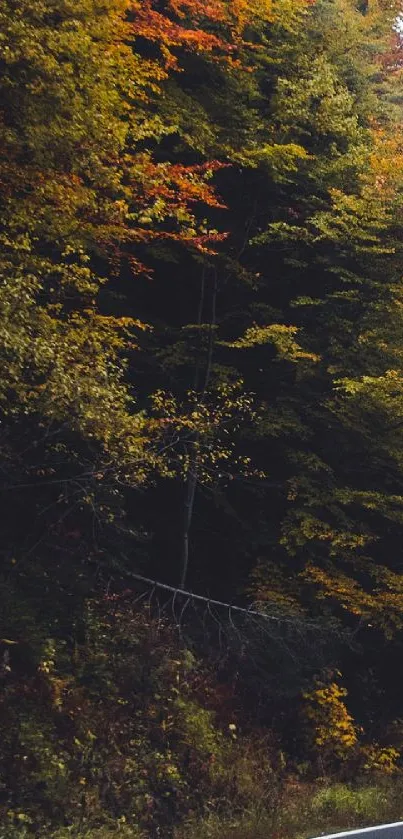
{"left": 310, "top": 824, "right": 403, "bottom": 839}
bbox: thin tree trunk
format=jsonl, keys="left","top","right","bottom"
{"left": 179, "top": 268, "right": 217, "bottom": 590}
{"left": 193, "top": 262, "right": 206, "bottom": 391}
{"left": 201, "top": 268, "right": 217, "bottom": 396}
{"left": 179, "top": 443, "right": 198, "bottom": 589}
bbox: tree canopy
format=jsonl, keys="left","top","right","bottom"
{"left": 3, "top": 0, "right": 403, "bottom": 835}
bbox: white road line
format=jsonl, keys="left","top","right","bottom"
{"left": 310, "top": 823, "right": 403, "bottom": 839}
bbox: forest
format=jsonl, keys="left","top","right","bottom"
{"left": 3, "top": 0, "right": 403, "bottom": 837}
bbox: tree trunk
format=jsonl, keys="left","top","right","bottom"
{"left": 179, "top": 443, "right": 198, "bottom": 589}
{"left": 179, "top": 268, "right": 217, "bottom": 589}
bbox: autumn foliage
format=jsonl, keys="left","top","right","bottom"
{"left": 3, "top": 0, "right": 403, "bottom": 836}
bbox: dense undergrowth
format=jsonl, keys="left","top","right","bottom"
{"left": 4, "top": 779, "right": 403, "bottom": 839}
{"left": 2, "top": 598, "right": 403, "bottom": 839}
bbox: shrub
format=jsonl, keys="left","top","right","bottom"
{"left": 0, "top": 596, "right": 234, "bottom": 836}
{"left": 310, "top": 782, "right": 403, "bottom": 828}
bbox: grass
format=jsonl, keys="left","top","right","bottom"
{"left": 174, "top": 778, "right": 403, "bottom": 839}
{"left": 2, "top": 778, "right": 403, "bottom": 839}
